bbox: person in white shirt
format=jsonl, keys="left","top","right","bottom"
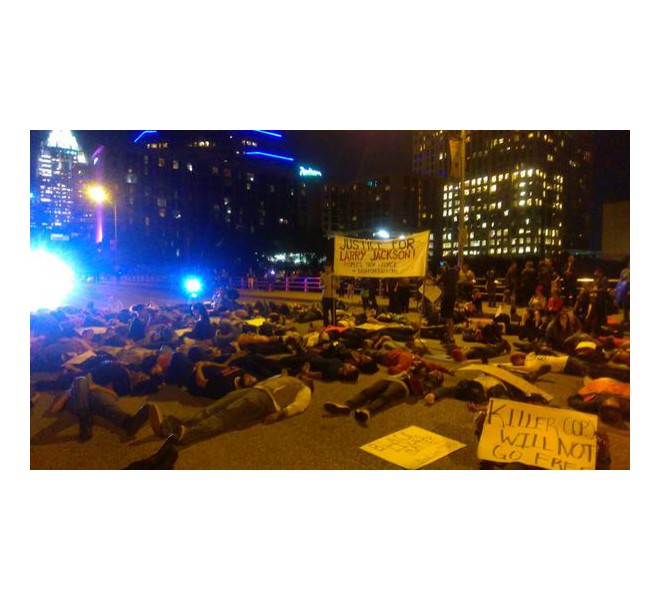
{"left": 148, "top": 373, "right": 314, "bottom": 446}
{"left": 498, "top": 350, "right": 629, "bottom": 382}
{"left": 320, "top": 263, "right": 338, "bottom": 326}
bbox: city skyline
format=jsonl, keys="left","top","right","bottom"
{"left": 31, "top": 130, "right": 630, "bottom": 203}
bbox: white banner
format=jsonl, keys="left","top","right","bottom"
{"left": 334, "top": 231, "right": 430, "bottom": 278}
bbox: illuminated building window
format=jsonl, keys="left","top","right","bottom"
{"left": 173, "top": 161, "right": 180, "bottom": 170}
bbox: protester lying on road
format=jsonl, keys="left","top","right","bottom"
{"left": 323, "top": 361, "right": 445, "bottom": 423}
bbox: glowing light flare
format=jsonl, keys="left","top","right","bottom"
{"left": 375, "top": 229, "right": 390, "bottom": 239}
{"left": 29, "top": 250, "right": 75, "bottom": 311}
{"left": 183, "top": 277, "right": 202, "bottom": 297}
{"left": 86, "top": 185, "right": 109, "bottom": 204}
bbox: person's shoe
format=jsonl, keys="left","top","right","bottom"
{"left": 149, "top": 404, "right": 165, "bottom": 437}
{"left": 354, "top": 408, "right": 371, "bottom": 423}
{"left": 323, "top": 402, "right": 352, "bottom": 415}
{"left": 78, "top": 412, "right": 93, "bottom": 441}
{"left": 76, "top": 393, "right": 93, "bottom": 441}
{"left": 527, "top": 364, "right": 552, "bottom": 383}
{"left": 123, "top": 435, "right": 179, "bottom": 470}
{"left": 123, "top": 404, "right": 150, "bottom": 437}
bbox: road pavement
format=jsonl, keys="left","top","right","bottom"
{"left": 30, "top": 281, "right": 630, "bottom": 470}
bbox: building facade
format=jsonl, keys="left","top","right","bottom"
{"left": 32, "top": 130, "right": 92, "bottom": 242}
{"left": 35, "top": 130, "right": 326, "bottom": 271}
{"left": 322, "top": 174, "right": 442, "bottom": 257}
{"left": 412, "top": 130, "right": 594, "bottom": 258}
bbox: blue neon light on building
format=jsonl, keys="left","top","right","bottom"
{"left": 251, "top": 130, "right": 283, "bottom": 138}
{"left": 244, "top": 151, "right": 294, "bottom": 162}
{"left": 133, "top": 130, "right": 158, "bottom": 143}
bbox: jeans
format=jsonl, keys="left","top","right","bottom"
{"left": 345, "top": 379, "right": 408, "bottom": 414}
{"left": 174, "top": 388, "right": 275, "bottom": 444}
{"left": 69, "top": 376, "right": 131, "bottom": 428}
{"left": 322, "top": 297, "right": 335, "bottom": 326}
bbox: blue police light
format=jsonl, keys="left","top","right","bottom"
{"left": 29, "top": 249, "right": 76, "bottom": 311}
{"left": 183, "top": 277, "right": 203, "bottom": 298}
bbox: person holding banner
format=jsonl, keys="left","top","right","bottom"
{"left": 320, "top": 263, "right": 338, "bottom": 327}
{"left": 437, "top": 256, "right": 459, "bottom": 343}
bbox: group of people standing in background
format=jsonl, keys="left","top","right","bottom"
{"left": 249, "top": 252, "right": 630, "bottom": 339}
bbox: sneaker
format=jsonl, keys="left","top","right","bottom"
{"left": 123, "top": 435, "right": 179, "bottom": 470}
{"left": 76, "top": 394, "right": 93, "bottom": 442}
{"left": 123, "top": 405, "right": 150, "bottom": 437}
{"left": 149, "top": 404, "right": 165, "bottom": 437}
{"left": 528, "top": 364, "right": 552, "bottom": 383}
{"left": 354, "top": 408, "right": 371, "bottom": 423}
{"left": 79, "top": 412, "right": 93, "bottom": 441}
{"left": 323, "top": 402, "right": 352, "bottom": 415}
{"left": 173, "top": 425, "right": 187, "bottom": 443}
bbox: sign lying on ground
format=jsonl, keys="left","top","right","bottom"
{"left": 361, "top": 425, "right": 465, "bottom": 469}
{"left": 477, "top": 399, "right": 598, "bottom": 470}
{"left": 458, "top": 364, "right": 554, "bottom": 403}
{"left": 334, "top": 231, "right": 430, "bottom": 278}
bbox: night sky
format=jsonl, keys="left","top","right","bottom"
{"left": 31, "top": 130, "right": 629, "bottom": 203}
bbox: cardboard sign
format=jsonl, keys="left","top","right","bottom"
{"left": 245, "top": 317, "right": 266, "bottom": 327}
{"left": 477, "top": 398, "right": 599, "bottom": 470}
{"left": 63, "top": 350, "right": 96, "bottom": 370}
{"left": 361, "top": 425, "right": 466, "bottom": 469}
{"left": 458, "top": 364, "right": 554, "bottom": 402}
{"left": 334, "top": 231, "right": 430, "bottom": 278}
{"left": 75, "top": 327, "right": 107, "bottom": 336}
{"left": 420, "top": 284, "right": 441, "bottom": 304}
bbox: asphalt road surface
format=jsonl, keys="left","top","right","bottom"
{"left": 30, "top": 281, "right": 630, "bottom": 470}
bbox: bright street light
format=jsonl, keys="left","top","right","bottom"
{"left": 86, "top": 184, "right": 118, "bottom": 265}
{"left": 86, "top": 184, "right": 109, "bottom": 204}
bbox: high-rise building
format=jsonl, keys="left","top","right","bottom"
{"left": 96, "top": 130, "right": 325, "bottom": 268}
{"left": 32, "top": 130, "right": 92, "bottom": 242}
{"left": 412, "top": 130, "right": 594, "bottom": 257}
{"left": 322, "top": 174, "right": 442, "bottom": 257}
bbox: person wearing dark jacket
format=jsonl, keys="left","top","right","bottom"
{"left": 127, "top": 304, "right": 150, "bottom": 341}
{"left": 437, "top": 257, "right": 459, "bottom": 343}
{"left": 184, "top": 302, "right": 214, "bottom": 340}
